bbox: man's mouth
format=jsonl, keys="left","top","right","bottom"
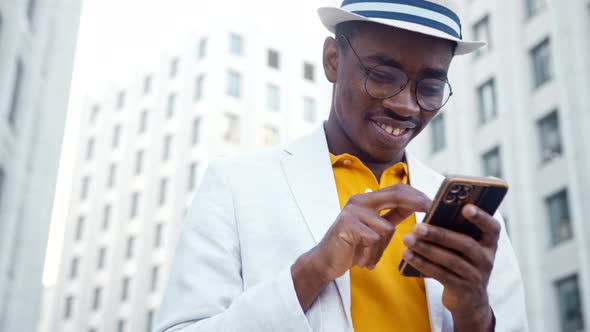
{"left": 374, "top": 121, "right": 408, "bottom": 137}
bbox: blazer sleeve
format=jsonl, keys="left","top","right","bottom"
{"left": 154, "top": 161, "right": 312, "bottom": 332}
{"left": 487, "top": 214, "right": 530, "bottom": 332}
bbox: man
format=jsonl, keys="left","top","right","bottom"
{"left": 155, "top": 1, "right": 528, "bottom": 331}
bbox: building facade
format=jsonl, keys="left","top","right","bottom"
{"left": 0, "top": 0, "right": 82, "bottom": 331}
{"left": 46, "top": 20, "right": 332, "bottom": 332}
{"left": 408, "top": 0, "right": 590, "bottom": 331}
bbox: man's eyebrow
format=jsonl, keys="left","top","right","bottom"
{"left": 367, "top": 54, "right": 448, "bottom": 79}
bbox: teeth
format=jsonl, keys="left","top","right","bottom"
{"left": 386, "top": 126, "right": 394, "bottom": 134}
{"left": 393, "top": 128, "right": 404, "bottom": 136}
{"left": 376, "top": 122, "right": 406, "bottom": 136}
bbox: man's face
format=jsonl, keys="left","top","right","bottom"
{"left": 323, "top": 22, "right": 454, "bottom": 163}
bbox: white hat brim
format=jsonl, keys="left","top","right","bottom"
{"left": 318, "top": 7, "right": 485, "bottom": 56}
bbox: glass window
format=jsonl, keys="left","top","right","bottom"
{"left": 126, "top": 236, "right": 135, "bottom": 259}
{"left": 139, "top": 110, "right": 148, "bottom": 133}
{"left": 146, "top": 310, "right": 154, "bottom": 332}
{"left": 226, "top": 70, "right": 241, "bottom": 98}
{"left": 198, "top": 38, "right": 207, "bottom": 59}
{"left": 155, "top": 223, "right": 164, "bottom": 248}
{"left": 472, "top": 15, "right": 491, "bottom": 58}
{"left": 130, "top": 192, "right": 140, "bottom": 218}
{"left": 8, "top": 58, "right": 24, "bottom": 128}
{"left": 163, "top": 135, "right": 172, "bottom": 161}
{"left": 121, "top": 277, "right": 131, "bottom": 301}
{"left": 266, "top": 84, "right": 280, "bottom": 112}
{"left": 102, "top": 205, "right": 111, "bottom": 230}
{"left": 430, "top": 114, "right": 446, "bottom": 154}
{"left": 70, "top": 257, "right": 79, "bottom": 279}
{"left": 112, "top": 125, "right": 122, "bottom": 148}
{"left": 92, "top": 287, "right": 101, "bottom": 310}
{"left": 195, "top": 75, "right": 205, "bottom": 101}
{"left": 159, "top": 178, "right": 168, "bottom": 206}
{"left": 74, "top": 216, "right": 84, "bottom": 241}
{"left": 537, "top": 111, "right": 562, "bottom": 164}
{"left": 27, "top": 0, "right": 37, "bottom": 22}
{"left": 167, "top": 94, "right": 177, "bottom": 118}
{"left": 303, "top": 97, "right": 317, "bottom": 123}
{"left": 188, "top": 162, "right": 198, "bottom": 191}
{"left": 268, "top": 49, "right": 280, "bottom": 69}
{"left": 150, "top": 266, "right": 160, "bottom": 291}
{"left": 97, "top": 247, "right": 106, "bottom": 270}
{"left": 546, "top": 189, "right": 572, "bottom": 245}
{"left": 223, "top": 113, "right": 241, "bottom": 144}
{"left": 263, "top": 125, "right": 280, "bottom": 147}
{"left": 143, "top": 75, "right": 152, "bottom": 95}
{"left": 116, "top": 91, "right": 126, "bottom": 109}
{"left": 117, "top": 319, "right": 126, "bottom": 332}
{"left": 86, "top": 138, "right": 95, "bottom": 161}
{"left": 304, "top": 62, "right": 315, "bottom": 81}
{"left": 525, "top": 0, "right": 545, "bottom": 18}
{"left": 81, "top": 177, "right": 90, "bottom": 200}
{"left": 107, "top": 164, "right": 116, "bottom": 188}
{"left": 191, "top": 118, "right": 201, "bottom": 145}
{"left": 90, "top": 105, "right": 100, "bottom": 124}
{"left": 482, "top": 146, "right": 502, "bottom": 178}
{"left": 555, "top": 275, "right": 585, "bottom": 332}
{"left": 229, "top": 33, "right": 243, "bottom": 56}
{"left": 477, "top": 78, "right": 497, "bottom": 125}
{"left": 169, "top": 57, "right": 179, "bottom": 78}
{"left": 135, "top": 151, "right": 144, "bottom": 175}
{"left": 531, "top": 38, "right": 553, "bottom": 88}
{"left": 64, "top": 296, "right": 74, "bottom": 319}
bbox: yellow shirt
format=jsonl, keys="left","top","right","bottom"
{"left": 330, "top": 153, "right": 431, "bottom": 332}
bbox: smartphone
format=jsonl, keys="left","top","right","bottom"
{"left": 398, "top": 175, "right": 509, "bottom": 277}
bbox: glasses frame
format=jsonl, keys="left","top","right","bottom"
{"left": 340, "top": 34, "right": 453, "bottom": 112}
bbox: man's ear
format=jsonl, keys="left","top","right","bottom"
{"left": 323, "top": 37, "right": 339, "bottom": 83}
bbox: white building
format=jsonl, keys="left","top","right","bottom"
{"left": 0, "top": 0, "right": 82, "bottom": 331}
{"left": 408, "top": 0, "right": 590, "bottom": 331}
{"left": 46, "top": 18, "right": 333, "bottom": 332}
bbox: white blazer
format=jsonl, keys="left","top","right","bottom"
{"left": 155, "top": 125, "right": 529, "bottom": 332}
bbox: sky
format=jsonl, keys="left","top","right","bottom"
{"left": 43, "top": 0, "right": 340, "bottom": 286}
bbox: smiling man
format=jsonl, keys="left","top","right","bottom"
{"left": 155, "top": 1, "right": 528, "bottom": 331}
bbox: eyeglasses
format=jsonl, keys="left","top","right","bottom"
{"left": 340, "top": 35, "right": 453, "bottom": 112}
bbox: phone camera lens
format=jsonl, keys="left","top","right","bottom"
{"left": 458, "top": 190, "right": 469, "bottom": 200}
{"left": 463, "top": 185, "right": 472, "bottom": 192}
{"left": 450, "top": 185, "right": 461, "bottom": 194}
{"left": 444, "top": 193, "right": 457, "bottom": 204}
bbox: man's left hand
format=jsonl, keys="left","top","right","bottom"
{"left": 402, "top": 204, "right": 500, "bottom": 332}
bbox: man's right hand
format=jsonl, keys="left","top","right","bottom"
{"left": 291, "top": 183, "right": 431, "bottom": 311}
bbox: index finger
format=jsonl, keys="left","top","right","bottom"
{"left": 462, "top": 204, "right": 501, "bottom": 248}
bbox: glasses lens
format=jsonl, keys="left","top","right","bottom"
{"left": 365, "top": 66, "right": 407, "bottom": 99}
{"left": 417, "top": 78, "right": 451, "bottom": 111}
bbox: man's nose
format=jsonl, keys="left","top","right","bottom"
{"left": 381, "top": 84, "right": 421, "bottom": 117}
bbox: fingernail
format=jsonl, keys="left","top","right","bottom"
{"left": 415, "top": 224, "right": 428, "bottom": 236}
{"left": 464, "top": 205, "right": 477, "bottom": 218}
{"left": 403, "top": 234, "right": 416, "bottom": 246}
{"left": 403, "top": 250, "right": 414, "bottom": 260}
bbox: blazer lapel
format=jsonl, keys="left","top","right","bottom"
{"left": 280, "top": 125, "right": 353, "bottom": 327}
{"left": 406, "top": 151, "right": 451, "bottom": 332}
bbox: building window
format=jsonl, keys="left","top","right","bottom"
{"left": 472, "top": 15, "right": 491, "bottom": 58}
{"left": 266, "top": 84, "right": 280, "bottom": 112}
{"left": 97, "top": 247, "right": 106, "bottom": 270}
{"left": 107, "top": 164, "right": 116, "bottom": 188}
{"left": 263, "top": 125, "right": 280, "bottom": 146}
{"left": 74, "top": 216, "right": 84, "bottom": 241}
{"left": 537, "top": 111, "right": 562, "bottom": 164}
{"left": 169, "top": 57, "right": 179, "bottom": 78}
{"left": 477, "top": 78, "right": 497, "bottom": 125}
{"left": 121, "top": 277, "right": 131, "bottom": 301}
{"left": 166, "top": 94, "right": 177, "bottom": 118}
{"left": 81, "top": 177, "right": 90, "bottom": 200}
{"left": 525, "top": 0, "right": 545, "bottom": 18}
{"left": 112, "top": 125, "right": 122, "bottom": 148}
{"left": 195, "top": 75, "right": 205, "bottom": 101}
{"left": 102, "top": 205, "right": 111, "bottom": 230}
{"left": 130, "top": 192, "right": 140, "bottom": 218}
{"left": 226, "top": 70, "right": 242, "bottom": 98}
{"left": 70, "top": 257, "right": 79, "bottom": 279}
{"left": 155, "top": 223, "right": 164, "bottom": 248}
{"left": 482, "top": 146, "right": 502, "bottom": 178}
{"left": 430, "top": 113, "right": 446, "bottom": 154}
{"left": 143, "top": 75, "right": 152, "bottom": 95}
{"left": 86, "top": 138, "right": 95, "bottom": 161}
{"left": 27, "top": 0, "right": 37, "bottom": 22}
{"left": 198, "top": 38, "right": 207, "bottom": 59}
{"left": 90, "top": 105, "right": 100, "bottom": 125}
{"left": 159, "top": 178, "right": 168, "bottom": 206}
{"left": 117, "top": 319, "right": 126, "bottom": 332}
{"left": 191, "top": 118, "right": 201, "bottom": 145}
{"left": 8, "top": 58, "right": 24, "bottom": 128}
{"left": 546, "top": 189, "right": 572, "bottom": 245}
{"left": 229, "top": 33, "right": 243, "bottom": 56}
{"left": 303, "top": 62, "right": 315, "bottom": 81}
{"left": 531, "top": 38, "right": 553, "bottom": 88}
{"left": 126, "top": 236, "right": 135, "bottom": 259}
{"left": 268, "top": 49, "right": 280, "bottom": 69}
{"left": 223, "top": 113, "right": 241, "bottom": 144}
{"left": 303, "top": 97, "right": 317, "bottom": 123}
{"left": 116, "top": 91, "right": 126, "bottom": 109}
{"left": 135, "top": 151, "right": 144, "bottom": 175}
{"left": 92, "top": 287, "right": 102, "bottom": 310}
{"left": 150, "top": 266, "right": 160, "bottom": 292}
{"left": 555, "top": 275, "right": 585, "bottom": 332}
{"left": 163, "top": 135, "right": 172, "bottom": 161}
{"left": 188, "top": 162, "right": 198, "bottom": 191}
{"left": 147, "top": 310, "right": 155, "bottom": 332}
{"left": 139, "top": 110, "right": 148, "bottom": 133}
{"left": 64, "top": 296, "right": 74, "bottom": 319}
